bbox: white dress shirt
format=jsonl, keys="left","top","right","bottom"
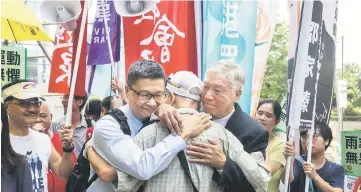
{"left": 213, "top": 107, "right": 235, "bottom": 127}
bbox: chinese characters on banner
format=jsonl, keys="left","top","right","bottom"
{"left": 123, "top": 1, "right": 198, "bottom": 76}
{"left": 290, "top": 0, "right": 337, "bottom": 131}
{"left": 298, "top": 1, "right": 323, "bottom": 130}
{"left": 341, "top": 131, "right": 361, "bottom": 177}
{"left": 87, "top": 0, "right": 121, "bottom": 98}
{"left": 87, "top": 0, "right": 121, "bottom": 65}
{"left": 48, "top": 1, "right": 87, "bottom": 96}
{"left": 1, "top": 46, "right": 27, "bottom": 86}
{"left": 48, "top": 25, "right": 73, "bottom": 94}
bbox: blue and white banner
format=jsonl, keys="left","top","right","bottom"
{"left": 201, "top": 0, "right": 258, "bottom": 114}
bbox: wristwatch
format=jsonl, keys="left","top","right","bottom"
{"left": 62, "top": 145, "right": 74, "bottom": 153}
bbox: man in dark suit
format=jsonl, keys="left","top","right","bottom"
{"left": 156, "top": 60, "right": 270, "bottom": 191}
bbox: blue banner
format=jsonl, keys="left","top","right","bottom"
{"left": 202, "top": 0, "right": 258, "bottom": 114}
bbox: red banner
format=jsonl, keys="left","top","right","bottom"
{"left": 123, "top": 1, "right": 198, "bottom": 77}
{"left": 48, "top": 1, "right": 87, "bottom": 96}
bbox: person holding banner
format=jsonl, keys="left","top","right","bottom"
{"left": 156, "top": 60, "right": 270, "bottom": 191}
{"left": 51, "top": 94, "right": 88, "bottom": 158}
{"left": 282, "top": 121, "right": 344, "bottom": 192}
{"left": 2, "top": 80, "right": 75, "bottom": 192}
{"left": 255, "top": 99, "right": 286, "bottom": 192}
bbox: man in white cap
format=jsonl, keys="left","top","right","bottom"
{"left": 2, "top": 80, "right": 75, "bottom": 192}
{"left": 111, "top": 71, "right": 269, "bottom": 191}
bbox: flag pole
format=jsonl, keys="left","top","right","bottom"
{"left": 65, "top": 0, "right": 89, "bottom": 126}
{"left": 101, "top": 0, "right": 118, "bottom": 96}
{"left": 284, "top": 1, "right": 312, "bottom": 191}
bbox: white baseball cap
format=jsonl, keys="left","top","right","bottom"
{"left": 2, "top": 82, "right": 41, "bottom": 101}
{"left": 166, "top": 71, "right": 203, "bottom": 101}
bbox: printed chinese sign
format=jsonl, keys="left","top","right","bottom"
{"left": 1, "top": 46, "right": 27, "bottom": 86}
{"left": 341, "top": 131, "right": 361, "bottom": 177}
{"left": 287, "top": 0, "right": 337, "bottom": 131}
{"left": 123, "top": 1, "right": 198, "bottom": 76}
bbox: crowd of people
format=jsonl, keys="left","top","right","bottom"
{"left": 1, "top": 59, "right": 345, "bottom": 192}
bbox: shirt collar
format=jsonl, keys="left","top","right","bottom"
{"left": 213, "top": 107, "right": 235, "bottom": 127}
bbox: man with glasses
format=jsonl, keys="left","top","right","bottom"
{"left": 2, "top": 80, "right": 75, "bottom": 192}
{"left": 86, "top": 60, "right": 211, "bottom": 192}
{"left": 282, "top": 121, "right": 344, "bottom": 192}
{"left": 51, "top": 93, "right": 88, "bottom": 157}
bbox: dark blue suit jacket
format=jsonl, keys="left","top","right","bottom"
{"left": 213, "top": 103, "right": 269, "bottom": 192}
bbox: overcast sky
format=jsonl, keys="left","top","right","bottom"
{"left": 278, "top": 0, "right": 361, "bottom": 68}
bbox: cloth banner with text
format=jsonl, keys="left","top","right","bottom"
{"left": 87, "top": 0, "right": 121, "bottom": 98}
{"left": 202, "top": 0, "right": 258, "bottom": 114}
{"left": 123, "top": 1, "right": 198, "bottom": 77}
{"left": 287, "top": 0, "right": 338, "bottom": 131}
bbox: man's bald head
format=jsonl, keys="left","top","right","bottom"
{"left": 33, "top": 101, "right": 52, "bottom": 133}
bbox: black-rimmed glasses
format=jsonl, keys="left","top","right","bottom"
{"left": 128, "top": 86, "right": 167, "bottom": 102}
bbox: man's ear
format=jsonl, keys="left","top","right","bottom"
{"left": 170, "top": 92, "right": 176, "bottom": 105}
{"left": 233, "top": 89, "right": 242, "bottom": 103}
{"left": 325, "top": 140, "right": 329, "bottom": 147}
{"left": 125, "top": 85, "right": 129, "bottom": 95}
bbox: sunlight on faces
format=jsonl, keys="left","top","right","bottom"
{"left": 255, "top": 103, "right": 279, "bottom": 132}
{"left": 6, "top": 98, "right": 40, "bottom": 128}
{"left": 126, "top": 78, "right": 166, "bottom": 120}
{"left": 201, "top": 72, "right": 241, "bottom": 119}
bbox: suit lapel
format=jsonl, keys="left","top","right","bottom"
{"left": 225, "top": 103, "right": 244, "bottom": 136}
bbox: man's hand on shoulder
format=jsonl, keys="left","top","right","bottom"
{"left": 180, "top": 113, "right": 212, "bottom": 140}
{"left": 156, "top": 104, "right": 183, "bottom": 135}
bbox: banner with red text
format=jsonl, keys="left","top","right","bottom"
{"left": 123, "top": 1, "right": 198, "bottom": 76}
{"left": 48, "top": 1, "right": 87, "bottom": 96}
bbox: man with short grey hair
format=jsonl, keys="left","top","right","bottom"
{"left": 156, "top": 60, "right": 269, "bottom": 191}
{"left": 113, "top": 71, "right": 269, "bottom": 192}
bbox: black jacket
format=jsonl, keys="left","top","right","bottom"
{"left": 213, "top": 103, "right": 269, "bottom": 192}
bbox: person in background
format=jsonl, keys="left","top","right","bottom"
{"left": 84, "top": 99, "right": 102, "bottom": 140}
{"left": 85, "top": 99, "right": 102, "bottom": 125}
{"left": 111, "top": 77, "right": 128, "bottom": 105}
{"left": 282, "top": 121, "right": 344, "bottom": 192}
{"left": 255, "top": 99, "right": 285, "bottom": 192}
{"left": 51, "top": 94, "right": 88, "bottom": 157}
{"left": 32, "top": 99, "right": 77, "bottom": 192}
{"left": 101, "top": 96, "right": 113, "bottom": 117}
{"left": 2, "top": 80, "right": 74, "bottom": 192}
{"left": 1, "top": 103, "right": 32, "bottom": 192}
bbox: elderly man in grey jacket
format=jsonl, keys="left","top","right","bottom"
{"left": 113, "top": 71, "right": 270, "bottom": 192}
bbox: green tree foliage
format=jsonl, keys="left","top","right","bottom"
{"left": 260, "top": 21, "right": 289, "bottom": 101}
{"left": 338, "top": 63, "right": 361, "bottom": 116}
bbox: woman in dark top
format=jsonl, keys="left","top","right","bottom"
{"left": 1, "top": 103, "right": 32, "bottom": 192}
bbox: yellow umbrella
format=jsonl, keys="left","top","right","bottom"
{"left": 1, "top": 1, "right": 52, "bottom": 42}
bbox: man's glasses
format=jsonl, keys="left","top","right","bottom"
{"left": 9, "top": 100, "right": 42, "bottom": 108}
{"left": 128, "top": 86, "right": 166, "bottom": 103}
